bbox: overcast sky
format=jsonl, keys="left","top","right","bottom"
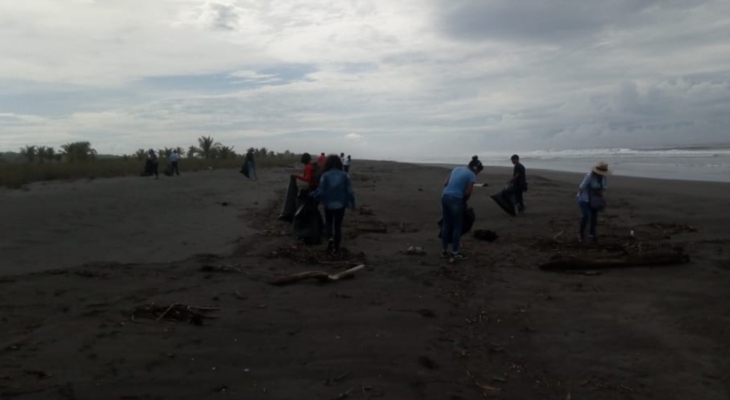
{"left": 1, "top": 0, "right": 729, "bottom": 160}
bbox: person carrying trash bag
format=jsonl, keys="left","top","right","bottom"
{"left": 310, "top": 155, "right": 356, "bottom": 256}
{"left": 240, "top": 149, "right": 257, "bottom": 180}
{"left": 279, "top": 153, "right": 320, "bottom": 222}
{"left": 440, "top": 156, "right": 483, "bottom": 260}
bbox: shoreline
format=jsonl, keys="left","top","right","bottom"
{"left": 414, "top": 161, "right": 730, "bottom": 184}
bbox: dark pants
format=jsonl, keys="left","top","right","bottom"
{"left": 344, "top": 165, "right": 350, "bottom": 173}
{"left": 513, "top": 186, "right": 525, "bottom": 212}
{"left": 579, "top": 201, "right": 598, "bottom": 238}
{"left": 324, "top": 208, "right": 346, "bottom": 251}
{"left": 152, "top": 162, "right": 158, "bottom": 178}
{"left": 171, "top": 161, "right": 180, "bottom": 176}
{"left": 441, "top": 194, "right": 464, "bottom": 253}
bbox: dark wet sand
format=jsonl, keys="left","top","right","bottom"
{"left": 1, "top": 162, "right": 728, "bottom": 399}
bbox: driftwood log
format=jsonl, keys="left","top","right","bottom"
{"left": 539, "top": 252, "right": 690, "bottom": 271}
{"left": 270, "top": 265, "right": 366, "bottom": 286}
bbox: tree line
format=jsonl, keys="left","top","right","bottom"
{"left": 15, "top": 136, "right": 294, "bottom": 164}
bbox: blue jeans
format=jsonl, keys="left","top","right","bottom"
{"left": 579, "top": 201, "right": 598, "bottom": 238}
{"left": 441, "top": 194, "right": 464, "bottom": 253}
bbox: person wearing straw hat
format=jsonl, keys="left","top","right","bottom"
{"left": 577, "top": 161, "right": 611, "bottom": 242}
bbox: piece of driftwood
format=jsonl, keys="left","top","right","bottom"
{"left": 270, "top": 265, "right": 366, "bottom": 286}
{"left": 200, "top": 264, "right": 242, "bottom": 273}
{"left": 539, "top": 252, "right": 690, "bottom": 271}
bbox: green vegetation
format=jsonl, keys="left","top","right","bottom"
{"left": 0, "top": 137, "right": 299, "bottom": 189}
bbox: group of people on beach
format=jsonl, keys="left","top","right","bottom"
{"left": 278, "top": 150, "right": 612, "bottom": 260}
{"left": 439, "top": 155, "right": 612, "bottom": 259}
{"left": 142, "top": 149, "right": 181, "bottom": 179}
{"left": 276, "top": 152, "right": 355, "bottom": 256}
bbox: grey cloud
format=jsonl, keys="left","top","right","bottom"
{"left": 435, "top": 0, "right": 695, "bottom": 43}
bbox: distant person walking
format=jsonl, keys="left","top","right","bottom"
{"left": 148, "top": 149, "right": 159, "bottom": 179}
{"left": 344, "top": 155, "right": 352, "bottom": 173}
{"left": 509, "top": 154, "right": 527, "bottom": 213}
{"left": 245, "top": 149, "right": 257, "bottom": 180}
{"left": 440, "top": 157, "right": 483, "bottom": 260}
{"left": 310, "top": 155, "right": 355, "bottom": 256}
{"left": 577, "top": 162, "right": 611, "bottom": 242}
{"left": 318, "top": 153, "right": 326, "bottom": 169}
{"left": 169, "top": 150, "right": 181, "bottom": 176}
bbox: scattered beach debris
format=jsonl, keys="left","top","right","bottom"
{"left": 358, "top": 206, "right": 374, "bottom": 216}
{"left": 473, "top": 229, "right": 499, "bottom": 242}
{"left": 403, "top": 246, "right": 426, "bottom": 256}
{"left": 269, "top": 244, "right": 366, "bottom": 266}
{"left": 634, "top": 222, "right": 698, "bottom": 239}
{"left": 539, "top": 251, "right": 690, "bottom": 271}
{"left": 325, "top": 370, "right": 352, "bottom": 386}
{"left": 200, "top": 264, "right": 242, "bottom": 273}
{"left": 332, "top": 387, "right": 355, "bottom": 400}
{"left": 269, "top": 264, "right": 366, "bottom": 286}
{"left": 131, "top": 303, "right": 220, "bottom": 324}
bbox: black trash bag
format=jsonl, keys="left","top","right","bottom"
{"left": 278, "top": 176, "right": 298, "bottom": 222}
{"left": 240, "top": 162, "right": 250, "bottom": 178}
{"left": 490, "top": 184, "right": 517, "bottom": 217}
{"left": 293, "top": 195, "right": 324, "bottom": 245}
{"left": 163, "top": 164, "right": 173, "bottom": 177}
{"left": 140, "top": 159, "right": 154, "bottom": 177}
{"left": 437, "top": 207, "right": 476, "bottom": 244}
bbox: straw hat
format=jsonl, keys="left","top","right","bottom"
{"left": 592, "top": 161, "right": 612, "bottom": 176}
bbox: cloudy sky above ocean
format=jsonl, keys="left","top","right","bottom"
{"left": 1, "top": 0, "right": 729, "bottom": 159}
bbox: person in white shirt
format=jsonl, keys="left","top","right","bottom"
{"left": 169, "top": 150, "right": 180, "bottom": 176}
{"left": 344, "top": 155, "right": 351, "bottom": 173}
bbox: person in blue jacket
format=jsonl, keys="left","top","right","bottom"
{"left": 577, "top": 161, "right": 611, "bottom": 242}
{"left": 441, "top": 156, "right": 483, "bottom": 260}
{"left": 310, "top": 155, "right": 355, "bottom": 255}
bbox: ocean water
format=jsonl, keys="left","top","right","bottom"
{"left": 418, "top": 146, "right": 730, "bottom": 183}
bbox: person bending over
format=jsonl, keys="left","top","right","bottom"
{"left": 440, "top": 156, "right": 483, "bottom": 260}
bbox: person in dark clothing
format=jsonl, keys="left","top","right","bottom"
{"left": 510, "top": 154, "right": 526, "bottom": 213}
{"left": 148, "top": 149, "right": 159, "bottom": 179}
{"left": 244, "top": 149, "right": 257, "bottom": 180}
{"left": 310, "top": 155, "right": 355, "bottom": 255}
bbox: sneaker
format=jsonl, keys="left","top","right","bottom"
{"left": 451, "top": 252, "right": 469, "bottom": 261}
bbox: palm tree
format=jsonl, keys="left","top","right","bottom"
{"left": 218, "top": 146, "right": 236, "bottom": 159}
{"left": 187, "top": 145, "right": 199, "bottom": 159}
{"left": 258, "top": 147, "right": 268, "bottom": 158}
{"left": 19, "top": 145, "right": 37, "bottom": 163}
{"left": 197, "top": 136, "right": 221, "bottom": 159}
{"left": 44, "top": 147, "right": 56, "bottom": 163}
{"left": 175, "top": 147, "right": 186, "bottom": 158}
{"left": 36, "top": 146, "right": 47, "bottom": 163}
{"left": 60, "top": 141, "right": 97, "bottom": 162}
{"left": 134, "top": 149, "right": 147, "bottom": 161}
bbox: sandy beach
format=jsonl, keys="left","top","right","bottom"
{"left": 1, "top": 162, "right": 728, "bottom": 399}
